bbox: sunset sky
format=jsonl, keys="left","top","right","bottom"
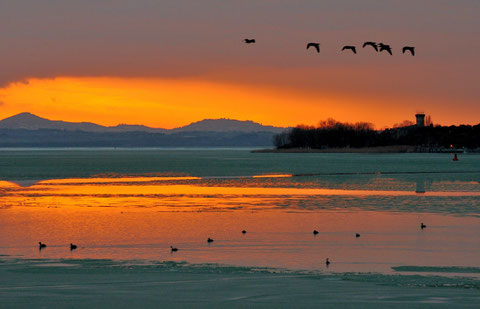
{"left": 0, "top": 1, "right": 478, "bottom": 129}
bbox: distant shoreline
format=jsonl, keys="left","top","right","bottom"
{"left": 252, "top": 145, "right": 465, "bottom": 153}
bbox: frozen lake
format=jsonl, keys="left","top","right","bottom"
{"left": 0, "top": 150, "right": 479, "bottom": 307}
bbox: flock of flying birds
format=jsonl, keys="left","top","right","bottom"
{"left": 243, "top": 38, "right": 415, "bottom": 56}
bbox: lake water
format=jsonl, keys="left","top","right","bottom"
{"left": 1, "top": 149, "right": 479, "bottom": 307}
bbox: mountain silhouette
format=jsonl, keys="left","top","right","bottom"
{"left": 0, "top": 113, "right": 284, "bottom": 134}
{"left": 0, "top": 112, "right": 107, "bottom": 132}
{"left": 172, "top": 118, "right": 285, "bottom": 133}
{"left": 0, "top": 113, "right": 166, "bottom": 133}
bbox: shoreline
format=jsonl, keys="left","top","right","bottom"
{"left": 252, "top": 145, "right": 470, "bottom": 154}
{"left": 253, "top": 145, "right": 416, "bottom": 153}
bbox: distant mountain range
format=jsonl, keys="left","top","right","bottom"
{"left": 0, "top": 113, "right": 285, "bottom": 134}
{"left": 0, "top": 113, "right": 287, "bottom": 147}
{"left": 171, "top": 118, "right": 285, "bottom": 134}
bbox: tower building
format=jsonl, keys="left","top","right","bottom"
{"left": 415, "top": 113, "right": 425, "bottom": 127}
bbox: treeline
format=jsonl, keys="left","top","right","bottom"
{"left": 273, "top": 119, "right": 480, "bottom": 149}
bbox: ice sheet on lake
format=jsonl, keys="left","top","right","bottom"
{"left": 1, "top": 258, "right": 480, "bottom": 308}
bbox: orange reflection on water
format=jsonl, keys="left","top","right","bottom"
{"left": 7, "top": 181, "right": 480, "bottom": 198}
{"left": 0, "top": 181, "right": 20, "bottom": 188}
{"left": 252, "top": 174, "right": 293, "bottom": 179}
{"left": 1, "top": 177, "right": 480, "bottom": 214}
{"left": 1, "top": 176, "right": 480, "bottom": 274}
{"left": 39, "top": 176, "right": 202, "bottom": 185}
{"left": 1, "top": 199, "right": 479, "bottom": 273}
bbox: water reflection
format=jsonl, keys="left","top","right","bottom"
{"left": 1, "top": 202, "right": 479, "bottom": 274}
{"left": 415, "top": 178, "right": 426, "bottom": 194}
{"left": 1, "top": 176, "right": 480, "bottom": 215}
{"left": 1, "top": 176, "right": 479, "bottom": 274}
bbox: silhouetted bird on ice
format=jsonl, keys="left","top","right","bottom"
{"left": 170, "top": 246, "right": 178, "bottom": 252}
{"left": 39, "top": 242, "right": 46, "bottom": 249}
{"left": 378, "top": 43, "right": 393, "bottom": 55}
{"left": 342, "top": 46, "right": 357, "bottom": 54}
{"left": 306, "top": 42, "right": 320, "bottom": 53}
{"left": 421, "top": 223, "right": 427, "bottom": 229}
{"left": 313, "top": 230, "right": 319, "bottom": 235}
{"left": 402, "top": 46, "right": 415, "bottom": 56}
{"left": 70, "top": 243, "right": 77, "bottom": 250}
{"left": 207, "top": 238, "right": 214, "bottom": 243}
{"left": 363, "top": 42, "right": 378, "bottom": 51}
{"left": 243, "top": 39, "right": 256, "bottom": 44}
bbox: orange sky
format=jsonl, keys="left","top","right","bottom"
{"left": 0, "top": 76, "right": 474, "bottom": 129}
{"left": 0, "top": 76, "right": 410, "bottom": 129}
{"left": 0, "top": 1, "right": 479, "bottom": 128}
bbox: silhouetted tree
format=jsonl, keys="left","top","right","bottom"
{"left": 273, "top": 119, "right": 480, "bottom": 150}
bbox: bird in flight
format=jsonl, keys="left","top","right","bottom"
{"left": 306, "top": 42, "right": 320, "bottom": 53}
{"left": 342, "top": 46, "right": 357, "bottom": 54}
{"left": 243, "top": 38, "right": 256, "bottom": 44}
{"left": 362, "top": 41, "right": 378, "bottom": 52}
{"left": 378, "top": 43, "right": 393, "bottom": 55}
{"left": 402, "top": 46, "right": 415, "bottom": 56}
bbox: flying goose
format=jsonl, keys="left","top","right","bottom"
{"left": 402, "top": 46, "right": 415, "bottom": 56}
{"left": 306, "top": 42, "right": 320, "bottom": 53}
{"left": 363, "top": 41, "right": 378, "bottom": 52}
{"left": 342, "top": 46, "right": 357, "bottom": 54}
{"left": 378, "top": 43, "right": 393, "bottom": 55}
{"left": 243, "top": 39, "right": 256, "bottom": 44}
